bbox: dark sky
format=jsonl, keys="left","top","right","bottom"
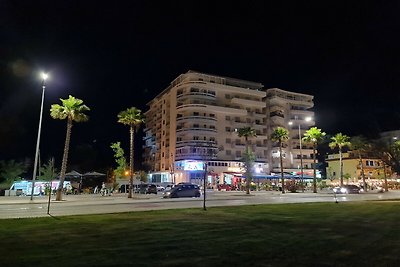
{"left": 1, "top": 1, "right": 400, "bottom": 171}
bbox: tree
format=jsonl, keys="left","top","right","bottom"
{"left": 303, "top": 127, "right": 326, "bottom": 193}
{"left": 38, "top": 158, "right": 57, "bottom": 181}
{"left": 372, "top": 139, "right": 400, "bottom": 192}
{"left": 350, "top": 135, "right": 370, "bottom": 191}
{"left": 237, "top": 127, "right": 256, "bottom": 194}
{"left": 50, "top": 95, "right": 90, "bottom": 201}
{"left": 110, "top": 142, "right": 127, "bottom": 179}
{"left": 329, "top": 133, "right": 351, "bottom": 186}
{"left": 270, "top": 127, "right": 289, "bottom": 194}
{"left": 117, "top": 107, "right": 145, "bottom": 198}
{"left": 0, "top": 160, "right": 27, "bottom": 187}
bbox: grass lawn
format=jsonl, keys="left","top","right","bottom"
{"left": 1, "top": 201, "right": 400, "bottom": 267}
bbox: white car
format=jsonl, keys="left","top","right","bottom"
{"left": 156, "top": 185, "right": 165, "bottom": 192}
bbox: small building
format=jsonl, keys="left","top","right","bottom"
{"left": 325, "top": 151, "right": 392, "bottom": 185}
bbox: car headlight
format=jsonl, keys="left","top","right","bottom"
{"left": 340, "top": 188, "right": 347, "bottom": 193}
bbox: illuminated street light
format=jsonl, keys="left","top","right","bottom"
{"left": 289, "top": 116, "right": 312, "bottom": 192}
{"left": 31, "top": 72, "right": 48, "bottom": 200}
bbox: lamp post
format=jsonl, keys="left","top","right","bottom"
{"left": 31, "top": 72, "right": 48, "bottom": 200}
{"left": 170, "top": 153, "right": 175, "bottom": 184}
{"left": 289, "top": 116, "right": 311, "bottom": 192}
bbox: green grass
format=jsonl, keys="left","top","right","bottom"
{"left": 1, "top": 202, "right": 400, "bottom": 267}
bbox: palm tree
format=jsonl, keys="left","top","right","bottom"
{"left": 303, "top": 127, "right": 326, "bottom": 193}
{"left": 237, "top": 127, "right": 256, "bottom": 194}
{"left": 270, "top": 127, "right": 289, "bottom": 194}
{"left": 50, "top": 95, "right": 90, "bottom": 201}
{"left": 329, "top": 133, "right": 351, "bottom": 186}
{"left": 350, "top": 135, "right": 370, "bottom": 191}
{"left": 117, "top": 107, "right": 145, "bottom": 198}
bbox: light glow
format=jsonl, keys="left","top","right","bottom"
{"left": 41, "top": 73, "right": 48, "bottom": 80}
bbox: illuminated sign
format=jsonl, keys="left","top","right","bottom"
{"left": 183, "top": 160, "right": 205, "bottom": 171}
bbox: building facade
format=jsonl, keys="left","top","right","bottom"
{"left": 265, "top": 88, "right": 315, "bottom": 175}
{"left": 143, "top": 71, "right": 315, "bottom": 186}
{"left": 325, "top": 152, "right": 392, "bottom": 185}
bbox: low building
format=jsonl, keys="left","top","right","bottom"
{"left": 325, "top": 151, "right": 392, "bottom": 185}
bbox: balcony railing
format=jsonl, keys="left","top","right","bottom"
{"left": 177, "top": 92, "right": 216, "bottom": 100}
{"left": 176, "top": 115, "right": 217, "bottom": 122}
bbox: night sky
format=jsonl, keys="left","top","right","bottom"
{"left": 1, "top": 1, "right": 400, "bottom": 171}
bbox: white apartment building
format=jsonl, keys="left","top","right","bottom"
{"left": 265, "top": 88, "right": 315, "bottom": 176}
{"left": 143, "top": 71, "right": 315, "bottom": 186}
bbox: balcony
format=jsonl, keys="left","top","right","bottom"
{"left": 176, "top": 127, "right": 217, "bottom": 135}
{"left": 176, "top": 115, "right": 217, "bottom": 123}
{"left": 176, "top": 91, "right": 216, "bottom": 100}
{"left": 267, "top": 95, "right": 314, "bottom": 108}
{"left": 176, "top": 140, "right": 218, "bottom": 148}
{"left": 231, "top": 97, "right": 266, "bottom": 108}
{"left": 176, "top": 103, "right": 246, "bottom": 116}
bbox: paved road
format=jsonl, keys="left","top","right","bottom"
{"left": 1, "top": 190, "right": 399, "bottom": 219}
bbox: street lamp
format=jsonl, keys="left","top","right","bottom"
{"left": 31, "top": 72, "right": 48, "bottom": 200}
{"left": 289, "top": 116, "right": 311, "bottom": 192}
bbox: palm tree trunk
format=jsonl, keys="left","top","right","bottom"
{"left": 313, "top": 144, "right": 317, "bottom": 193}
{"left": 359, "top": 152, "right": 366, "bottom": 192}
{"left": 56, "top": 118, "right": 72, "bottom": 201}
{"left": 245, "top": 138, "right": 250, "bottom": 195}
{"left": 383, "top": 162, "right": 389, "bottom": 192}
{"left": 279, "top": 142, "right": 285, "bottom": 194}
{"left": 128, "top": 125, "right": 134, "bottom": 198}
{"left": 339, "top": 150, "right": 344, "bottom": 186}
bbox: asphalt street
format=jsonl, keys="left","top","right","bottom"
{"left": 0, "top": 189, "right": 399, "bottom": 219}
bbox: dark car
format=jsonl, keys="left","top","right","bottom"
{"left": 138, "top": 184, "right": 157, "bottom": 194}
{"left": 163, "top": 183, "right": 201, "bottom": 198}
{"left": 333, "top": 184, "right": 361, "bottom": 194}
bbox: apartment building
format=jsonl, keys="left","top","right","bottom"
{"left": 265, "top": 88, "right": 315, "bottom": 176}
{"left": 143, "top": 71, "right": 315, "bottom": 186}
{"left": 143, "top": 71, "right": 268, "bottom": 186}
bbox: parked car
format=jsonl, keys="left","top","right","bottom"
{"left": 138, "top": 184, "right": 157, "bottom": 194}
{"left": 163, "top": 183, "right": 201, "bottom": 198}
{"left": 333, "top": 184, "right": 361, "bottom": 194}
{"left": 156, "top": 185, "right": 165, "bottom": 192}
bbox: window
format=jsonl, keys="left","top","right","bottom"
{"left": 366, "top": 160, "right": 374, "bottom": 166}
{"left": 226, "top": 138, "right": 231, "bottom": 144}
{"left": 225, "top": 94, "right": 231, "bottom": 99}
{"left": 236, "top": 151, "right": 241, "bottom": 157}
{"left": 226, "top": 116, "right": 230, "bottom": 121}
{"left": 226, "top": 150, "right": 231, "bottom": 155}
{"left": 193, "top": 136, "right": 199, "bottom": 140}
{"left": 225, "top": 127, "right": 231, "bottom": 132}
{"left": 193, "top": 112, "right": 199, "bottom": 116}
